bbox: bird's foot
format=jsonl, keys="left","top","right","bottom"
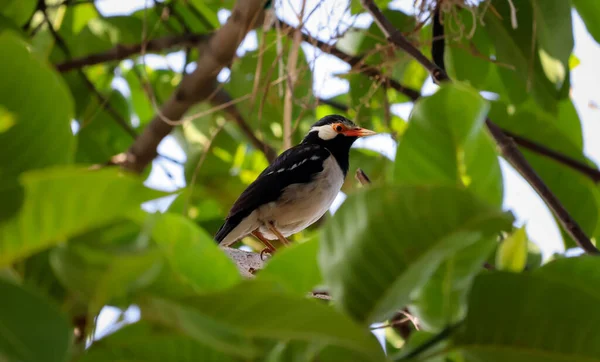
{"left": 259, "top": 247, "right": 274, "bottom": 260}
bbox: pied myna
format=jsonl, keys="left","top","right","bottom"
{"left": 214, "top": 115, "right": 376, "bottom": 252}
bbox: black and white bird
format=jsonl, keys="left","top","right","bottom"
{"left": 214, "top": 115, "right": 376, "bottom": 251}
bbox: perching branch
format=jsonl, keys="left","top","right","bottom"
{"left": 56, "top": 33, "right": 210, "bottom": 73}
{"left": 361, "top": 0, "right": 600, "bottom": 255}
{"left": 120, "top": 0, "right": 267, "bottom": 173}
{"left": 221, "top": 247, "right": 265, "bottom": 277}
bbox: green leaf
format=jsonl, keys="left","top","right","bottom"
{"left": 319, "top": 184, "right": 513, "bottom": 324}
{"left": 0, "top": 0, "right": 36, "bottom": 26}
{"left": 50, "top": 243, "right": 163, "bottom": 315}
{"left": 451, "top": 257, "right": 600, "bottom": 361}
{"left": 82, "top": 323, "right": 240, "bottom": 362}
{"left": 141, "top": 281, "right": 386, "bottom": 360}
{"left": 409, "top": 237, "right": 496, "bottom": 331}
{"left": 0, "top": 279, "right": 71, "bottom": 362}
{"left": 75, "top": 89, "right": 133, "bottom": 164}
{"left": 394, "top": 83, "right": 502, "bottom": 207}
{"left": 573, "top": 0, "right": 600, "bottom": 44}
{"left": 148, "top": 212, "right": 241, "bottom": 293}
{"left": 531, "top": 0, "right": 573, "bottom": 88}
{"left": 0, "top": 167, "right": 166, "bottom": 265}
{"left": 258, "top": 237, "right": 322, "bottom": 295}
{"left": 444, "top": 8, "right": 493, "bottom": 89}
{"left": 483, "top": 0, "right": 564, "bottom": 110}
{"left": 496, "top": 227, "right": 528, "bottom": 272}
{"left": 0, "top": 32, "right": 75, "bottom": 219}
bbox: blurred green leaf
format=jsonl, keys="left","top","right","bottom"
{"left": 50, "top": 243, "right": 162, "bottom": 315}
{"left": 258, "top": 237, "right": 322, "bottom": 296}
{"left": 320, "top": 184, "right": 513, "bottom": 324}
{"left": 444, "top": 8, "right": 493, "bottom": 89}
{"left": 0, "top": 279, "right": 71, "bottom": 362}
{"left": 0, "top": 0, "right": 36, "bottom": 26}
{"left": 0, "top": 31, "right": 75, "bottom": 219}
{"left": 0, "top": 167, "right": 166, "bottom": 265}
{"left": 573, "top": 0, "right": 600, "bottom": 44}
{"left": 410, "top": 237, "right": 496, "bottom": 331}
{"left": 148, "top": 212, "right": 241, "bottom": 293}
{"left": 82, "top": 323, "right": 241, "bottom": 362}
{"left": 143, "top": 280, "right": 386, "bottom": 361}
{"left": 394, "top": 83, "right": 503, "bottom": 207}
{"left": 531, "top": 0, "right": 573, "bottom": 89}
{"left": 496, "top": 227, "right": 528, "bottom": 272}
{"left": 76, "top": 89, "right": 134, "bottom": 164}
{"left": 450, "top": 257, "right": 600, "bottom": 361}
{"left": 0, "top": 104, "right": 15, "bottom": 133}
{"left": 483, "top": 0, "right": 564, "bottom": 110}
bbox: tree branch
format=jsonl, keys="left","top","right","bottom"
{"left": 56, "top": 33, "right": 210, "bottom": 73}
{"left": 120, "top": 0, "right": 267, "bottom": 173}
{"left": 278, "top": 20, "right": 421, "bottom": 102}
{"left": 221, "top": 247, "right": 265, "bottom": 277}
{"left": 361, "top": 0, "right": 599, "bottom": 255}
{"left": 210, "top": 88, "right": 278, "bottom": 163}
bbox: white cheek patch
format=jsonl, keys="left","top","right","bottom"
{"left": 310, "top": 125, "right": 338, "bottom": 140}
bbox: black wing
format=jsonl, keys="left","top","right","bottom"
{"left": 215, "top": 143, "right": 331, "bottom": 243}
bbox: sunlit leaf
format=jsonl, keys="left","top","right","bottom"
{"left": 394, "top": 83, "right": 503, "bottom": 207}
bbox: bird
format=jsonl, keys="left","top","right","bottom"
{"left": 214, "top": 115, "right": 376, "bottom": 252}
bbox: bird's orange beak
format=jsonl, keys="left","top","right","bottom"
{"left": 342, "top": 127, "right": 377, "bottom": 138}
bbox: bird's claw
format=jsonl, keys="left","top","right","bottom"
{"left": 260, "top": 247, "right": 274, "bottom": 260}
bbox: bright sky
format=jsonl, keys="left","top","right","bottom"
{"left": 92, "top": 0, "right": 600, "bottom": 341}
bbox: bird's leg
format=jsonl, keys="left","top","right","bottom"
{"left": 251, "top": 230, "right": 276, "bottom": 259}
{"left": 267, "top": 221, "right": 291, "bottom": 246}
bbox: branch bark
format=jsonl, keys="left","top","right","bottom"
{"left": 278, "top": 20, "right": 421, "bottom": 102}
{"left": 121, "top": 0, "right": 266, "bottom": 173}
{"left": 56, "top": 33, "right": 210, "bottom": 73}
{"left": 361, "top": 0, "right": 599, "bottom": 255}
{"left": 221, "top": 247, "right": 266, "bottom": 278}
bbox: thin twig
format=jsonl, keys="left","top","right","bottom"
{"left": 183, "top": 122, "right": 226, "bottom": 215}
{"left": 209, "top": 88, "right": 277, "bottom": 162}
{"left": 361, "top": 0, "right": 599, "bottom": 255}
{"left": 282, "top": 0, "right": 306, "bottom": 150}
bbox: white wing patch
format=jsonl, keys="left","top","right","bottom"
{"left": 265, "top": 153, "right": 323, "bottom": 175}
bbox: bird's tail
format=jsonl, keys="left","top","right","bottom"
{"left": 214, "top": 221, "right": 234, "bottom": 244}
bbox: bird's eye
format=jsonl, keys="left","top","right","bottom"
{"left": 335, "top": 125, "right": 343, "bottom": 132}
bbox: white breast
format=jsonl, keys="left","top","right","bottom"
{"left": 257, "top": 154, "right": 344, "bottom": 238}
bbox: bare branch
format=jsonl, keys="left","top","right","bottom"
{"left": 121, "top": 0, "right": 267, "bottom": 173}
{"left": 278, "top": 20, "right": 421, "bottom": 102}
{"left": 56, "top": 33, "right": 210, "bottom": 73}
{"left": 361, "top": 0, "right": 599, "bottom": 255}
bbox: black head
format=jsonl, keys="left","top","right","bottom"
{"left": 301, "top": 115, "right": 376, "bottom": 174}
{"left": 302, "top": 115, "right": 375, "bottom": 146}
